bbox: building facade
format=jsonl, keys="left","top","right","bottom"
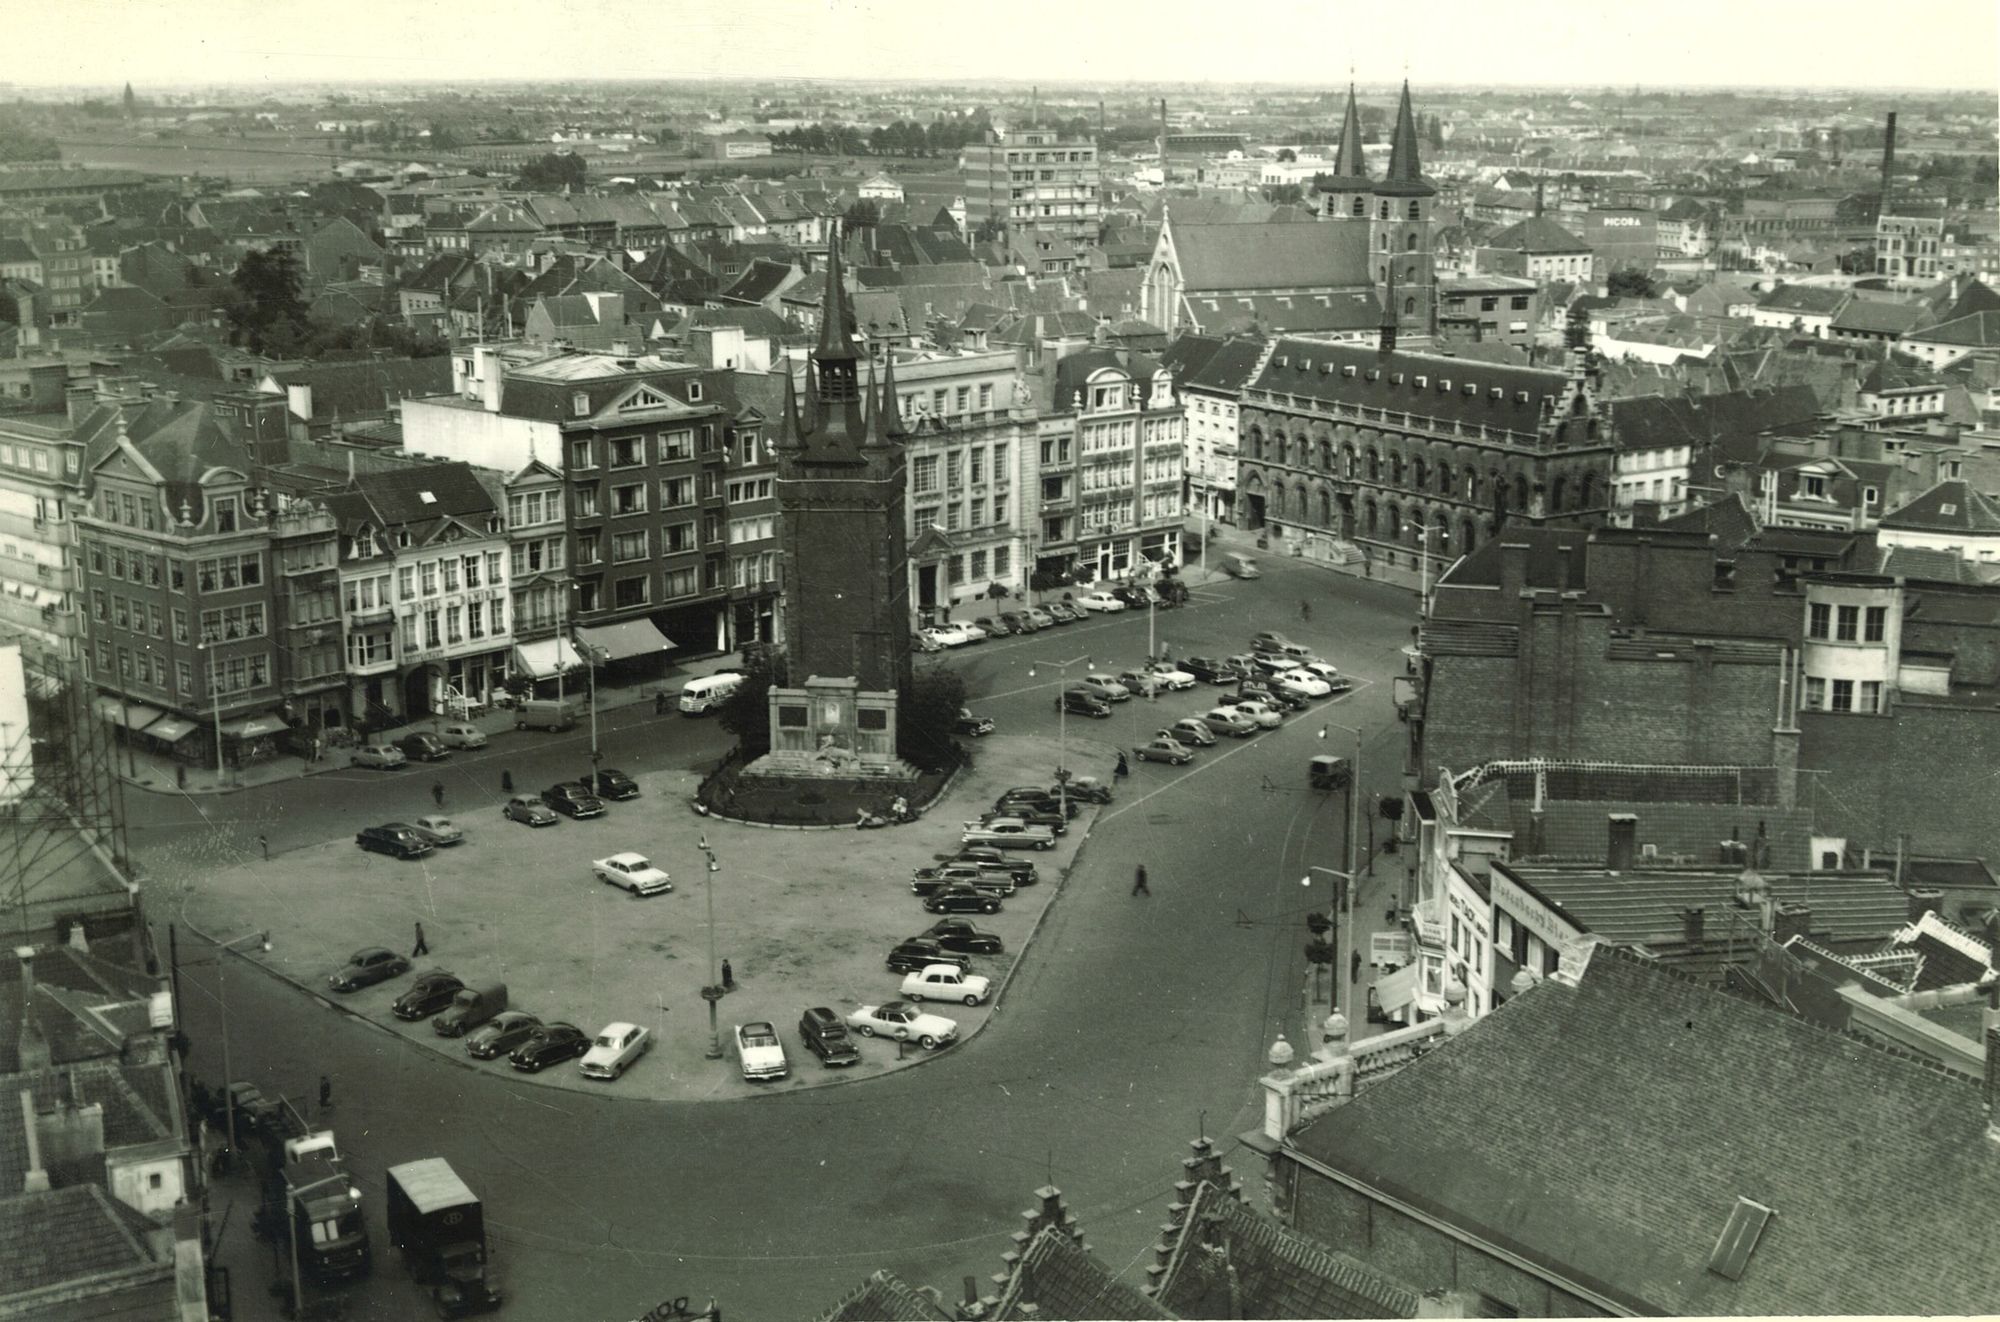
{"left": 962, "top": 127, "right": 1101, "bottom": 246}
{"left": 1037, "top": 347, "right": 1186, "bottom": 583}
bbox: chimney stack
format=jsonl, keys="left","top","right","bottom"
{"left": 1606, "top": 813, "right": 1638, "bottom": 872}
{"left": 19, "top": 1091, "right": 48, "bottom": 1193}
{"left": 1908, "top": 886, "right": 1944, "bottom": 923}
{"left": 1682, "top": 907, "right": 1707, "bottom": 952}
{"left": 1772, "top": 901, "right": 1811, "bottom": 946}
{"left": 1879, "top": 111, "right": 1897, "bottom": 222}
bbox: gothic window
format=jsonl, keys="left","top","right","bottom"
{"left": 1319, "top": 439, "right": 1332, "bottom": 471}
{"left": 1249, "top": 427, "right": 1265, "bottom": 460}
{"left": 1405, "top": 298, "right": 1416, "bottom": 316}
{"left": 1387, "top": 504, "right": 1403, "bottom": 539}
{"left": 1407, "top": 200, "right": 1421, "bottom": 221}
{"left": 1379, "top": 233, "right": 1390, "bottom": 252}
{"left": 1319, "top": 488, "right": 1333, "bottom": 526}
{"left": 1364, "top": 500, "right": 1379, "bottom": 535}
{"left": 1378, "top": 200, "right": 1390, "bottom": 220}
{"left": 1351, "top": 197, "right": 1364, "bottom": 217}
{"left": 1343, "top": 446, "right": 1357, "bottom": 478}
{"left": 1379, "top": 265, "right": 1388, "bottom": 284}
{"left": 1580, "top": 473, "right": 1597, "bottom": 507}
{"left": 1413, "top": 458, "right": 1428, "bottom": 490}
{"left": 1367, "top": 449, "right": 1380, "bottom": 482}
{"left": 1514, "top": 474, "right": 1529, "bottom": 510}
{"left": 1437, "top": 462, "right": 1453, "bottom": 495}
{"left": 1390, "top": 454, "right": 1404, "bottom": 487}
{"left": 1461, "top": 518, "right": 1477, "bottom": 553}
{"left": 1552, "top": 475, "right": 1569, "bottom": 511}
{"left": 1273, "top": 431, "right": 1288, "bottom": 465}
{"left": 1406, "top": 232, "right": 1418, "bottom": 251}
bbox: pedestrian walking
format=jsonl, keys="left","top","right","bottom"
{"left": 1114, "top": 751, "right": 1130, "bottom": 779}
{"left": 721, "top": 958, "right": 734, "bottom": 990}
{"left": 501, "top": 770, "right": 513, "bottom": 793}
{"left": 654, "top": 691, "right": 669, "bottom": 716}
{"left": 1300, "top": 597, "right": 1312, "bottom": 623}
{"left": 1132, "top": 864, "right": 1150, "bottom": 896}
{"left": 1350, "top": 949, "right": 1362, "bottom": 984}
{"left": 411, "top": 922, "right": 429, "bottom": 958}
{"left": 318, "top": 1075, "right": 332, "bottom": 1111}
{"left": 258, "top": 833, "right": 268, "bottom": 861}
{"left": 430, "top": 781, "right": 445, "bottom": 809}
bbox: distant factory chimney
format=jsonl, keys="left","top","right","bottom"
{"left": 1878, "top": 111, "right": 1897, "bottom": 221}
{"left": 1159, "top": 98, "right": 1169, "bottom": 172}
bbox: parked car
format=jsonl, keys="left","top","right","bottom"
{"left": 356, "top": 823, "right": 434, "bottom": 860}
{"left": 386, "top": 968, "right": 460, "bottom": 1020}
{"left": 1228, "top": 698, "right": 1287, "bottom": 728}
{"left": 845, "top": 1001, "right": 958, "bottom": 1049}
{"left": 1248, "top": 650, "right": 1310, "bottom": 677}
{"left": 960, "top": 817, "right": 1057, "bottom": 851}
{"left": 925, "top": 885, "right": 1004, "bottom": 915}
{"left": 1112, "top": 585, "right": 1156, "bottom": 609}
{"left": 911, "top": 865, "right": 1014, "bottom": 898}
{"left": 956, "top": 621, "right": 991, "bottom": 643}
{"left": 932, "top": 622, "right": 977, "bottom": 647}
{"left": 995, "top": 787, "right": 1078, "bottom": 820}
{"left": 1250, "top": 632, "right": 1307, "bottom": 655}
{"left": 901, "top": 963, "right": 992, "bottom": 1006}
{"left": 1144, "top": 661, "right": 1199, "bottom": 690}
{"left": 1166, "top": 718, "right": 1217, "bottom": 747}
{"left": 592, "top": 851, "right": 673, "bottom": 897}
{"left": 409, "top": 815, "right": 464, "bottom": 847}
{"left": 1240, "top": 678, "right": 1309, "bottom": 711}
{"left": 432, "top": 981, "right": 506, "bottom": 1037}
{"left": 326, "top": 947, "right": 410, "bottom": 993}
{"left": 436, "top": 722, "right": 488, "bottom": 750}
{"left": 979, "top": 804, "right": 1065, "bottom": 835}
{"left": 1076, "top": 674, "right": 1131, "bottom": 702}
{"left": 1058, "top": 688, "right": 1113, "bottom": 718}
{"left": 921, "top": 919, "right": 1004, "bottom": 955}
{"left": 1044, "top": 601, "right": 1084, "bottom": 623}
{"left": 947, "top": 848, "right": 1040, "bottom": 884}
{"left": 1115, "top": 669, "right": 1166, "bottom": 697}
{"left": 954, "top": 708, "right": 996, "bottom": 737}
{"left": 1183, "top": 655, "right": 1248, "bottom": 685}
{"left": 916, "top": 627, "right": 953, "bottom": 651}
{"left": 798, "top": 1006, "right": 863, "bottom": 1067}
{"left": 396, "top": 732, "right": 452, "bottom": 763}
{"left": 1201, "top": 707, "right": 1261, "bottom": 738}
{"left": 886, "top": 938, "right": 973, "bottom": 975}
{"left": 464, "top": 1011, "right": 544, "bottom": 1060}
{"left": 351, "top": 743, "right": 407, "bottom": 770}
{"left": 1076, "top": 591, "right": 1126, "bottom": 612}
{"left": 501, "top": 795, "right": 558, "bottom": 827}
{"left": 972, "top": 615, "right": 1010, "bottom": 638}
{"left": 1274, "top": 669, "right": 1332, "bottom": 699}
{"left": 541, "top": 782, "right": 606, "bottom": 819}
{"left": 997, "top": 611, "right": 1039, "bottom": 634}
{"left": 1294, "top": 661, "right": 1352, "bottom": 690}
{"left": 1134, "top": 736, "right": 1195, "bottom": 765}
{"left": 1023, "top": 607, "right": 1057, "bottom": 629}
{"left": 508, "top": 1021, "right": 590, "bottom": 1072}
{"left": 392, "top": 971, "right": 463, "bottom": 1021}
{"left": 579, "top": 1022, "right": 651, "bottom": 1080}
{"left": 1048, "top": 776, "right": 1114, "bottom": 805}
{"left": 734, "top": 1021, "right": 790, "bottom": 1080}
{"left": 578, "top": 768, "right": 640, "bottom": 800}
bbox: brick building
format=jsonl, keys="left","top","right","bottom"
{"left": 962, "top": 126, "right": 1101, "bottom": 247}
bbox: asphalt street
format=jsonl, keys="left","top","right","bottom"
{"left": 156, "top": 558, "right": 1419, "bottom": 1321}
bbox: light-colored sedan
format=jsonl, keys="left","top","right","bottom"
{"left": 592, "top": 851, "right": 673, "bottom": 896}
{"left": 410, "top": 815, "right": 465, "bottom": 847}
{"left": 1144, "top": 662, "right": 1199, "bottom": 690}
{"left": 1076, "top": 592, "right": 1127, "bottom": 612}
{"left": 436, "top": 722, "right": 488, "bottom": 750}
{"left": 1295, "top": 661, "right": 1353, "bottom": 690}
{"left": 1276, "top": 668, "right": 1333, "bottom": 698}
{"left": 1023, "top": 607, "right": 1056, "bottom": 629}
{"left": 1077, "top": 674, "right": 1132, "bottom": 702}
{"left": 351, "top": 743, "right": 407, "bottom": 770}
{"left": 901, "top": 963, "right": 992, "bottom": 1006}
{"left": 1202, "top": 707, "right": 1260, "bottom": 737}
{"left": 845, "top": 1001, "right": 959, "bottom": 1049}
{"left": 921, "top": 625, "right": 964, "bottom": 649}
{"left": 734, "top": 1021, "right": 790, "bottom": 1081}
{"left": 1116, "top": 669, "right": 1167, "bottom": 697}
{"left": 580, "top": 1021, "right": 651, "bottom": 1079}
{"left": 1228, "top": 698, "right": 1286, "bottom": 728}
{"left": 1134, "top": 736, "right": 1195, "bottom": 765}
{"left": 956, "top": 621, "right": 992, "bottom": 643}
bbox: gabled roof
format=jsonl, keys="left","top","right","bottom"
{"left": 1877, "top": 478, "right": 2000, "bottom": 534}
{"left": 1878, "top": 543, "right": 1980, "bottom": 583}
{"left": 1292, "top": 943, "right": 2000, "bottom": 1315}
{"left": 1830, "top": 298, "right": 1929, "bottom": 336}
{"left": 0, "top": 1184, "right": 170, "bottom": 1295}
{"left": 1486, "top": 216, "right": 1589, "bottom": 254}
{"left": 1182, "top": 336, "right": 1267, "bottom": 394}
{"left": 718, "top": 258, "right": 797, "bottom": 304}
{"left": 263, "top": 357, "right": 451, "bottom": 419}
{"left": 1251, "top": 338, "right": 1566, "bottom": 433}
{"left": 1167, "top": 221, "right": 1370, "bottom": 294}
{"left": 813, "top": 1270, "right": 953, "bottom": 1322}
{"left": 1756, "top": 284, "right": 1850, "bottom": 316}
{"left": 1906, "top": 309, "right": 2000, "bottom": 349}
{"left": 999, "top": 1225, "right": 1175, "bottom": 1320}
{"left": 345, "top": 461, "right": 496, "bottom": 530}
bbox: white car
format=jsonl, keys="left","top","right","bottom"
{"left": 579, "top": 1021, "right": 651, "bottom": 1079}
{"left": 436, "top": 722, "right": 489, "bottom": 750}
{"left": 924, "top": 623, "right": 971, "bottom": 648}
{"left": 592, "top": 852, "right": 673, "bottom": 897}
{"left": 845, "top": 1001, "right": 959, "bottom": 1049}
{"left": 1115, "top": 669, "right": 1166, "bottom": 697}
{"left": 1295, "top": 661, "right": 1352, "bottom": 690}
{"left": 1276, "top": 668, "right": 1333, "bottom": 698}
{"left": 410, "top": 815, "right": 465, "bottom": 847}
{"left": 1077, "top": 674, "right": 1133, "bottom": 702}
{"left": 956, "top": 621, "right": 991, "bottom": 643}
{"left": 1144, "top": 662, "right": 1199, "bottom": 691}
{"left": 1076, "top": 592, "right": 1126, "bottom": 612}
{"left": 900, "top": 963, "right": 992, "bottom": 1007}
{"left": 1227, "top": 698, "right": 1286, "bottom": 728}
{"left": 734, "top": 1021, "right": 790, "bottom": 1080}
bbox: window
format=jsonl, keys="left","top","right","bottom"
{"left": 993, "top": 546, "right": 1010, "bottom": 578}
{"left": 195, "top": 553, "right": 262, "bottom": 591}
{"left": 1829, "top": 678, "right": 1854, "bottom": 712}
{"left": 214, "top": 497, "right": 237, "bottom": 533}
{"left": 463, "top": 555, "right": 481, "bottom": 589}
{"left": 612, "top": 530, "right": 648, "bottom": 562}
{"left": 612, "top": 483, "right": 646, "bottom": 515}
{"left": 572, "top": 392, "right": 591, "bottom": 418}
{"left": 172, "top": 608, "right": 188, "bottom": 643}
{"left": 610, "top": 435, "right": 643, "bottom": 467}
{"left": 728, "top": 515, "right": 774, "bottom": 544}
{"left": 1804, "top": 676, "right": 1826, "bottom": 710}
{"left": 1807, "top": 603, "right": 1830, "bottom": 638}
{"left": 398, "top": 566, "right": 415, "bottom": 600}
{"left": 569, "top": 439, "right": 593, "bottom": 469}
{"left": 913, "top": 456, "right": 939, "bottom": 494}
{"left": 663, "top": 567, "right": 698, "bottom": 599}
{"left": 664, "top": 522, "right": 696, "bottom": 553}
{"left": 486, "top": 550, "right": 502, "bottom": 584}
{"left": 662, "top": 476, "right": 694, "bottom": 507}
{"left": 576, "top": 580, "right": 601, "bottom": 613}
{"left": 1835, "top": 605, "right": 1859, "bottom": 641}
{"left": 661, "top": 430, "right": 693, "bottom": 461}
{"left": 1864, "top": 606, "right": 1886, "bottom": 642}
{"left": 576, "top": 533, "right": 601, "bottom": 566}
{"left": 441, "top": 559, "right": 459, "bottom": 592}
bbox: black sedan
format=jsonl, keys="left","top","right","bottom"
{"left": 579, "top": 768, "right": 640, "bottom": 801}
{"left": 1183, "top": 655, "right": 1249, "bottom": 685}
{"left": 326, "top": 947, "right": 410, "bottom": 993}
{"left": 954, "top": 709, "right": 996, "bottom": 737}
{"left": 1058, "top": 688, "right": 1113, "bottom": 718}
{"left": 509, "top": 1021, "right": 591, "bottom": 1072}
{"left": 355, "top": 823, "right": 434, "bottom": 860}
{"left": 465, "top": 1011, "right": 545, "bottom": 1060}
{"left": 922, "top": 920, "right": 1004, "bottom": 955}
{"left": 392, "top": 971, "right": 464, "bottom": 1021}
{"left": 924, "top": 885, "right": 1002, "bottom": 915}
{"left": 886, "top": 938, "right": 972, "bottom": 974}
{"left": 541, "top": 782, "right": 607, "bottom": 818}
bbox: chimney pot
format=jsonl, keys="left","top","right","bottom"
{"left": 1909, "top": 886, "right": 1944, "bottom": 924}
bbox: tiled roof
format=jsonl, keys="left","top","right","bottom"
{"left": 1654, "top": 491, "right": 1762, "bottom": 550}
{"left": 1168, "top": 221, "right": 1370, "bottom": 294}
{"left": 1890, "top": 911, "right": 1992, "bottom": 991}
{"left": 265, "top": 357, "right": 451, "bottom": 419}
{"left": 1880, "top": 544, "right": 1979, "bottom": 583}
{"left": 855, "top": 261, "right": 986, "bottom": 289}
{"left": 813, "top": 1270, "right": 953, "bottom": 1322}
{"left": 0, "top": 1184, "right": 167, "bottom": 1294}
{"left": 1830, "top": 298, "right": 1929, "bottom": 335}
{"left": 1907, "top": 309, "right": 2000, "bottom": 348}
{"left": 1435, "top": 525, "right": 1590, "bottom": 591}
{"left": 1877, "top": 479, "right": 2000, "bottom": 534}
{"left": 1001, "top": 1226, "right": 1176, "bottom": 1320}
{"left": 1158, "top": 332, "right": 1223, "bottom": 385}
{"left": 1486, "top": 216, "right": 1589, "bottom": 254}
{"left": 1182, "top": 336, "right": 1267, "bottom": 394}
{"left": 1155, "top": 1183, "right": 1419, "bottom": 1319}
{"left": 1608, "top": 385, "right": 1820, "bottom": 460}
{"left": 1756, "top": 284, "right": 1850, "bottom": 316}
{"left": 1186, "top": 290, "right": 1380, "bottom": 336}
{"left": 1515, "top": 801, "right": 1815, "bottom": 870}
{"left": 851, "top": 288, "right": 909, "bottom": 336}
{"left": 1291, "top": 943, "right": 2000, "bottom": 1315}
{"left": 347, "top": 461, "right": 496, "bottom": 529}
{"left": 1903, "top": 856, "right": 1999, "bottom": 891}
{"left": 1250, "top": 338, "right": 1567, "bottom": 434}
{"left": 719, "top": 259, "right": 796, "bottom": 304}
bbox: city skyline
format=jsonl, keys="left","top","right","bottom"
{"left": 9, "top": 0, "right": 1997, "bottom": 94}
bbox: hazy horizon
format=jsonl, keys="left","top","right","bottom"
{"left": 8, "top": 0, "right": 1996, "bottom": 96}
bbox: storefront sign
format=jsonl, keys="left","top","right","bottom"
{"left": 1491, "top": 871, "right": 1580, "bottom": 951}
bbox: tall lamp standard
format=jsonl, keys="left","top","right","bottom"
{"left": 195, "top": 641, "right": 227, "bottom": 783}
{"left": 696, "top": 835, "right": 724, "bottom": 1060}
{"left": 176, "top": 927, "right": 271, "bottom": 1168}
{"left": 1313, "top": 720, "right": 1366, "bottom": 1011}
{"left": 1026, "top": 653, "right": 1090, "bottom": 817}
{"left": 573, "top": 633, "right": 608, "bottom": 770}
{"left": 1416, "top": 520, "right": 1449, "bottom": 621}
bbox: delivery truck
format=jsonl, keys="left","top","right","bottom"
{"left": 386, "top": 1158, "right": 501, "bottom": 1316}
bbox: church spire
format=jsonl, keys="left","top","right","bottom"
{"left": 1334, "top": 83, "right": 1367, "bottom": 180}
{"left": 1384, "top": 80, "right": 1423, "bottom": 185}
{"left": 877, "top": 345, "right": 906, "bottom": 442}
{"left": 816, "top": 222, "right": 857, "bottom": 361}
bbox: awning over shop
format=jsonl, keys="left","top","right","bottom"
{"left": 146, "top": 716, "right": 197, "bottom": 743}
{"left": 1374, "top": 963, "right": 1421, "bottom": 1015}
{"left": 92, "top": 696, "right": 164, "bottom": 730}
{"left": 575, "top": 619, "right": 676, "bottom": 663}
{"left": 514, "top": 637, "right": 588, "bottom": 680}
{"left": 221, "top": 714, "right": 289, "bottom": 739}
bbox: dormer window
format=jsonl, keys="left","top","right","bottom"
{"left": 688, "top": 381, "right": 704, "bottom": 402}
{"left": 572, "top": 392, "right": 590, "bottom": 418}
{"left": 214, "top": 497, "right": 237, "bottom": 533}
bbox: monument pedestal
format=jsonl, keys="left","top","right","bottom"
{"left": 741, "top": 674, "right": 920, "bottom": 783}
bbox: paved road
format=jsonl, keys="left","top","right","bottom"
{"left": 162, "top": 562, "right": 1419, "bottom": 1321}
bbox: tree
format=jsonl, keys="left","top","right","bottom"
{"left": 1606, "top": 269, "right": 1658, "bottom": 299}
{"left": 224, "top": 248, "right": 309, "bottom": 355}
{"left": 897, "top": 667, "right": 968, "bottom": 773}
{"left": 1262, "top": 183, "right": 1304, "bottom": 206}
{"left": 1427, "top": 114, "right": 1445, "bottom": 152}
{"left": 1275, "top": 147, "right": 1296, "bottom": 162}
{"left": 512, "top": 151, "right": 586, "bottom": 191}
{"left": 843, "top": 197, "right": 881, "bottom": 229}
{"left": 715, "top": 648, "right": 788, "bottom": 761}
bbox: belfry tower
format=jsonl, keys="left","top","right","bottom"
{"left": 773, "top": 226, "right": 913, "bottom": 699}
{"left": 1369, "top": 81, "right": 1437, "bottom": 341}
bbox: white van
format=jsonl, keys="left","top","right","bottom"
{"left": 679, "top": 671, "right": 745, "bottom": 715}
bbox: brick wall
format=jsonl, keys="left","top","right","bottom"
{"left": 1585, "top": 535, "right": 1805, "bottom": 643}
{"left": 1800, "top": 701, "right": 2000, "bottom": 861}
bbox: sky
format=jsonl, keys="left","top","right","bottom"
{"left": 8, "top": 0, "right": 1997, "bottom": 93}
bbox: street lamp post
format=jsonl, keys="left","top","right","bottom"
{"left": 180, "top": 928, "right": 271, "bottom": 1167}
{"left": 1416, "top": 521, "right": 1449, "bottom": 620}
{"left": 696, "top": 835, "right": 724, "bottom": 1060}
{"left": 196, "top": 643, "right": 227, "bottom": 783}
{"left": 576, "top": 639, "right": 607, "bottom": 768}
{"left": 1027, "top": 652, "right": 1090, "bottom": 818}
{"left": 1315, "top": 721, "right": 1366, "bottom": 1012}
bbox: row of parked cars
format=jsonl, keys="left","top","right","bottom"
{"left": 915, "top": 585, "right": 1185, "bottom": 652}
{"left": 348, "top": 723, "right": 490, "bottom": 770}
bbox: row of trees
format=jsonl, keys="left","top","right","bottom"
{"left": 512, "top": 151, "right": 588, "bottom": 191}
{"left": 224, "top": 248, "right": 446, "bottom": 360}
